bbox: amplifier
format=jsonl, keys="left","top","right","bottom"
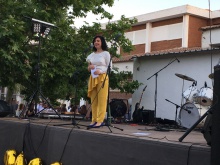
{"left": 142, "top": 110, "right": 154, "bottom": 124}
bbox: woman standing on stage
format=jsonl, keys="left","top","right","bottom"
{"left": 86, "top": 35, "right": 111, "bottom": 128}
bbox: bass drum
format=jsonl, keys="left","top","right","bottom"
{"left": 110, "top": 99, "right": 127, "bottom": 118}
{"left": 178, "top": 103, "right": 208, "bottom": 128}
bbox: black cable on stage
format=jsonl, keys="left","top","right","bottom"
{"left": 35, "top": 119, "right": 53, "bottom": 154}
{"left": 186, "top": 144, "right": 193, "bottom": 165}
{"left": 58, "top": 127, "right": 74, "bottom": 162}
{"left": 25, "top": 119, "right": 53, "bottom": 157}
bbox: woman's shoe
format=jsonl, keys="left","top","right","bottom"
{"left": 88, "top": 122, "right": 97, "bottom": 128}
{"left": 93, "top": 122, "right": 105, "bottom": 128}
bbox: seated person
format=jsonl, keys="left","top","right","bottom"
{"left": 26, "top": 103, "right": 35, "bottom": 117}
{"left": 79, "top": 105, "right": 87, "bottom": 115}
{"left": 69, "top": 105, "right": 80, "bottom": 114}
{"left": 16, "top": 103, "right": 25, "bottom": 117}
{"left": 60, "top": 104, "right": 67, "bottom": 114}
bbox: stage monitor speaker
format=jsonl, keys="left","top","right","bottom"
{"left": 142, "top": 110, "right": 154, "bottom": 124}
{"left": 0, "top": 100, "right": 10, "bottom": 117}
{"left": 202, "top": 113, "right": 212, "bottom": 146}
{"left": 211, "top": 65, "right": 220, "bottom": 165}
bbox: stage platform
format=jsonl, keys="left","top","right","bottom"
{"left": 0, "top": 117, "right": 210, "bottom": 165}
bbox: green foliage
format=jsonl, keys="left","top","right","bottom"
{"left": 0, "top": 0, "right": 141, "bottom": 103}
{"left": 110, "top": 70, "right": 141, "bottom": 94}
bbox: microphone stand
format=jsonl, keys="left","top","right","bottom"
{"left": 164, "top": 99, "right": 191, "bottom": 128}
{"left": 165, "top": 99, "right": 180, "bottom": 127}
{"left": 104, "top": 57, "right": 123, "bottom": 132}
{"left": 53, "top": 71, "right": 87, "bottom": 128}
{"left": 87, "top": 56, "right": 123, "bottom": 132}
{"left": 147, "top": 58, "right": 179, "bottom": 123}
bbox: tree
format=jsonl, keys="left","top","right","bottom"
{"left": 0, "top": 0, "right": 141, "bottom": 104}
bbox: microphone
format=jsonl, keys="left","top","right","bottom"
{"left": 195, "top": 81, "right": 197, "bottom": 86}
{"left": 183, "top": 108, "right": 191, "bottom": 114}
{"left": 204, "top": 81, "right": 207, "bottom": 88}
{"left": 175, "top": 56, "right": 180, "bottom": 63}
{"left": 182, "top": 106, "right": 191, "bottom": 114}
{"left": 192, "top": 81, "right": 197, "bottom": 86}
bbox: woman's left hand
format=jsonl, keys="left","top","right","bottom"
{"left": 94, "top": 69, "right": 101, "bottom": 75}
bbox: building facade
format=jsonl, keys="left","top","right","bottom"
{"left": 111, "top": 5, "right": 220, "bottom": 121}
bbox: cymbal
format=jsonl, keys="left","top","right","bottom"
{"left": 208, "top": 73, "right": 214, "bottom": 79}
{"left": 175, "top": 73, "right": 195, "bottom": 82}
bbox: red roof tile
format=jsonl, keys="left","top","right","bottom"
{"left": 112, "top": 47, "right": 220, "bottom": 62}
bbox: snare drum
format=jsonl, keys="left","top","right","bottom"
{"left": 182, "top": 86, "right": 198, "bottom": 103}
{"left": 195, "top": 87, "right": 213, "bottom": 106}
{"left": 178, "top": 103, "right": 208, "bottom": 128}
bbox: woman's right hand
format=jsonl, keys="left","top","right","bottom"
{"left": 88, "top": 64, "right": 95, "bottom": 71}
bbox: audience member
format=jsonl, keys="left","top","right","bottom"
{"left": 60, "top": 104, "right": 67, "bottom": 114}
{"left": 26, "top": 103, "right": 35, "bottom": 117}
{"left": 79, "top": 105, "right": 87, "bottom": 115}
{"left": 16, "top": 103, "right": 25, "bottom": 117}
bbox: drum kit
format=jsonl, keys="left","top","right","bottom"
{"left": 175, "top": 73, "right": 213, "bottom": 129}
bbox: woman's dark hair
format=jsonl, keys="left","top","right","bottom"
{"left": 92, "top": 35, "right": 108, "bottom": 51}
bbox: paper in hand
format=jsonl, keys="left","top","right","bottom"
{"left": 91, "top": 67, "right": 99, "bottom": 78}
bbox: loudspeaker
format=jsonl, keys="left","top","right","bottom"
{"left": 211, "top": 65, "right": 220, "bottom": 164}
{"left": 0, "top": 100, "right": 10, "bottom": 117}
{"left": 142, "top": 110, "right": 154, "bottom": 124}
{"left": 202, "top": 113, "right": 212, "bottom": 146}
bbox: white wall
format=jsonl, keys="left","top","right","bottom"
{"left": 132, "top": 52, "right": 220, "bottom": 121}
{"left": 113, "top": 61, "right": 133, "bottom": 72}
{"left": 125, "top": 29, "right": 146, "bottom": 45}
{"left": 125, "top": 23, "right": 183, "bottom": 45}
{"left": 151, "top": 23, "right": 183, "bottom": 42}
{"left": 202, "top": 28, "right": 220, "bottom": 48}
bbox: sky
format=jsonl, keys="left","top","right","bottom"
{"left": 74, "top": 0, "right": 220, "bottom": 28}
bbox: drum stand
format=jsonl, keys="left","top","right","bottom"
{"left": 175, "top": 73, "right": 196, "bottom": 106}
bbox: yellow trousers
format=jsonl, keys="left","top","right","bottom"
{"left": 88, "top": 74, "right": 108, "bottom": 123}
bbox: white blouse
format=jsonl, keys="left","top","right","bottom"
{"left": 86, "top": 51, "right": 111, "bottom": 73}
